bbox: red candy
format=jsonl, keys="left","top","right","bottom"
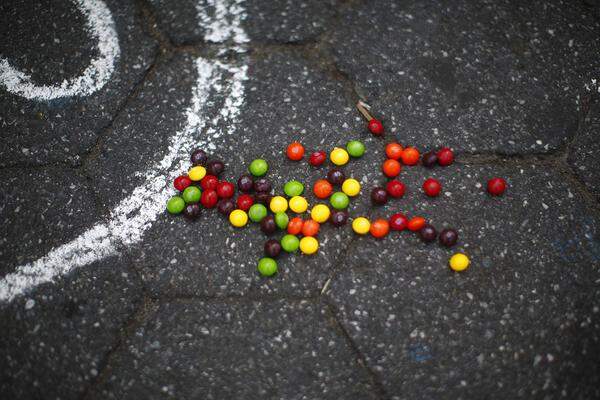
{"left": 389, "top": 213, "right": 409, "bottom": 231}
{"left": 368, "top": 119, "right": 384, "bottom": 136}
{"left": 201, "top": 189, "right": 218, "bottom": 208}
{"left": 216, "top": 181, "right": 235, "bottom": 198}
{"left": 236, "top": 194, "right": 254, "bottom": 211}
{"left": 423, "top": 178, "right": 442, "bottom": 197}
{"left": 174, "top": 175, "right": 192, "bottom": 191}
{"left": 386, "top": 180, "right": 406, "bottom": 198}
{"left": 382, "top": 159, "right": 402, "bottom": 178}
{"left": 487, "top": 177, "right": 507, "bottom": 196}
{"left": 309, "top": 151, "right": 327, "bottom": 167}
{"left": 200, "top": 175, "right": 219, "bottom": 191}
{"left": 437, "top": 147, "right": 454, "bottom": 166}
{"left": 287, "top": 142, "right": 305, "bottom": 161}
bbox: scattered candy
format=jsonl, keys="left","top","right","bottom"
{"left": 382, "top": 158, "right": 402, "bottom": 178}
{"left": 216, "top": 181, "right": 235, "bottom": 199}
{"left": 274, "top": 212, "right": 289, "bottom": 229}
{"left": 370, "top": 219, "right": 389, "bottom": 238}
{"left": 182, "top": 186, "right": 201, "bottom": 204}
{"left": 286, "top": 142, "right": 305, "bottom": 161}
{"left": 352, "top": 217, "right": 371, "bottom": 235}
{"left": 248, "top": 203, "right": 268, "bottom": 222}
{"left": 201, "top": 175, "right": 219, "bottom": 190}
{"left": 254, "top": 178, "right": 272, "bottom": 193}
{"left": 330, "top": 192, "right": 350, "bottom": 210}
{"left": 389, "top": 213, "right": 408, "bottom": 231}
{"left": 418, "top": 224, "right": 437, "bottom": 243}
{"left": 183, "top": 203, "right": 200, "bottom": 219}
{"left": 237, "top": 194, "right": 254, "bottom": 211}
{"left": 314, "top": 179, "right": 333, "bottom": 199}
{"left": 237, "top": 174, "right": 254, "bottom": 192}
{"left": 437, "top": 147, "right": 454, "bottom": 166}
{"left": 371, "top": 187, "right": 388, "bottom": 205}
{"left": 249, "top": 158, "right": 268, "bottom": 177}
{"left": 174, "top": 175, "right": 192, "bottom": 191}
{"left": 311, "top": 204, "right": 331, "bottom": 223}
{"left": 284, "top": 180, "right": 304, "bottom": 197}
{"left": 270, "top": 196, "right": 288, "bottom": 213}
{"left": 206, "top": 160, "right": 225, "bottom": 176}
{"left": 385, "top": 142, "right": 403, "bottom": 160}
{"left": 264, "top": 239, "right": 282, "bottom": 258}
{"left": 299, "top": 236, "right": 319, "bottom": 255}
{"left": 309, "top": 151, "right": 327, "bottom": 166}
{"left": 260, "top": 215, "right": 277, "bottom": 234}
{"left": 439, "top": 228, "right": 458, "bottom": 247}
{"left": 188, "top": 165, "right": 207, "bottom": 181}
{"left": 386, "top": 180, "right": 406, "bottom": 198}
{"left": 301, "top": 219, "right": 320, "bottom": 237}
{"left": 217, "top": 198, "right": 235, "bottom": 215}
{"left": 487, "top": 177, "right": 507, "bottom": 196}
{"left": 289, "top": 196, "right": 308, "bottom": 213}
{"left": 407, "top": 216, "right": 426, "bottom": 231}
{"left": 200, "top": 189, "right": 218, "bottom": 208}
{"left": 190, "top": 149, "right": 208, "bottom": 166}
{"left": 342, "top": 178, "right": 361, "bottom": 197}
{"left": 423, "top": 178, "right": 442, "bottom": 197}
{"left": 287, "top": 217, "right": 304, "bottom": 234}
{"left": 330, "top": 210, "right": 348, "bottom": 227}
{"left": 166, "top": 196, "right": 185, "bottom": 214}
{"left": 327, "top": 168, "right": 345, "bottom": 185}
{"left": 257, "top": 257, "right": 278, "bottom": 276}
{"left": 255, "top": 192, "right": 272, "bottom": 205}
{"left": 401, "top": 147, "right": 420, "bottom": 166}
{"left": 330, "top": 147, "right": 350, "bottom": 166}
{"left": 449, "top": 253, "right": 470, "bottom": 272}
{"left": 368, "top": 119, "right": 384, "bottom": 136}
{"left": 281, "top": 234, "right": 300, "bottom": 252}
{"left": 229, "top": 209, "right": 248, "bottom": 227}
{"left": 421, "top": 152, "right": 437, "bottom": 168}
{"left": 346, "top": 140, "right": 365, "bottom": 158}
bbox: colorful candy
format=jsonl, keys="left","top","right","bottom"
{"left": 237, "top": 175, "right": 254, "bottom": 192}
{"left": 309, "top": 151, "right": 326, "bottom": 167}
{"left": 190, "top": 149, "right": 208, "bottom": 166}
{"left": 201, "top": 175, "right": 218, "bottom": 190}
{"left": 284, "top": 180, "right": 304, "bottom": 197}
{"left": 341, "top": 178, "right": 361, "bottom": 197}
{"left": 487, "top": 177, "right": 507, "bottom": 196}
{"left": 386, "top": 180, "right": 406, "bottom": 198}
{"left": 389, "top": 213, "right": 408, "bottom": 231}
{"left": 253, "top": 178, "right": 271, "bottom": 193}
{"left": 421, "top": 152, "right": 437, "bottom": 168}
{"left": 286, "top": 142, "right": 305, "bottom": 161}
{"left": 264, "top": 239, "right": 282, "bottom": 258}
{"left": 437, "top": 147, "right": 454, "bottom": 166}
{"left": 407, "top": 216, "right": 426, "bottom": 231}
{"left": 401, "top": 147, "right": 420, "bottom": 166}
{"left": 248, "top": 204, "right": 268, "bottom": 222}
{"left": 200, "top": 189, "right": 218, "bottom": 208}
{"left": 311, "top": 204, "right": 331, "bottom": 223}
{"left": 216, "top": 181, "right": 235, "bottom": 198}
{"left": 423, "top": 178, "right": 442, "bottom": 197}
{"left": 182, "top": 186, "right": 201, "bottom": 204}
{"left": 330, "top": 147, "right": 350, "bottom": 166}
{"left": 188, "top": 165, "right": 207, "bottom": 181}
{"left": 301, "top": 220, "right": 320, "bottom": 237}
{"left": 167, "top": 196, "right": 185, "bottom": 214}
{"left": 174, "top": 175, "right": 192, "bottom": 191}
{"left": 382, "top": 159, "right": 402, "bottom": 178}
{"left": 257, "top": 257, "right": 278, "bottom": 276}
{"left": 183, "top": 203, "right": 200, "bottom": 219}
{"left": 352, "top": 217, "right": 371, "bottom": 235}
{"left": 236, "top": 194, "right": 254, "bottom": 211}
{"left": 270, "top": 196, "right": 288, "bottom": 213}
{"left": 439, "top": 228, "right": 458, "bottom": 247}
{"left": 217, "top": 198, "right": 235, "bottom": 215}
{"left": 385, "top": 142, "right": 403, "bottom": 160}
{"left": 327, "top": 168, "right": 345, "bottom": 185}
{"left": 206, "top": 160, "right": 225, "bottom": 176}
{"left": 260, "top": 215, "right": 277, "bottom": 234}
{"left": 289, "top": 196, "right": 308, "bottom": 213}
{"left": 287, "top": 217, "right": 304, "bottom": 234}
{"left": 299, "top": 236, "right": 319, "bottom": 254}
{"left": 449, "top": 253, "right": 470, "bottom": 271}
{"left": 346, "top": 140, "right": 365, "bottom": 158}
{"left": 371, "top": 187, "right": 388, "bottom": 205}
{"left": 313, "top": 179, "right": 333, "bottom": 199}
{"left": 418, "top": 224, "right": 437, "bottom": 242}
{"left": 281, "top": 234, "right": 300, "bottom": 252}
{"left": 368, "top": 119, "right": 384, "bottom": 136}
{"left": 249, "top": 158, "right": 268, "bottom": 177}
{"left": 370, "top": 219, "right": 389, "bottom": 238}
{"left": 330, "top": 192, "right": 350, "bottom": 210}
{"left": 330, "top": 210, "right": 348, "bottom": 227}
{"left": 229, "top": 209, "right": 248, "bottom": 227}
{"left": 274, "top": 212, "right": 289, "bottom": 229}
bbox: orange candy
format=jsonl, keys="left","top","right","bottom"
{"left": 407, "top": 216, "right": 426, "bottom": 231}
{"left": 382, "top": 159, "right": 402, "bottom": 178}
{"left": 385, "top": 142, "right": 403, "bottom": 160}
{"left": 370, "top": 219, "right": 390, "bottom": 238}
{"left": 286, "top": 142, "right": 305, "bottom": 161}
{"left": 313, "top": 179, "right": 333, "bottom": 199}
{"left": 287, "top": 217, "right": 304, "bottom": 235}
{"left": 301, "top": 219, "right": 320, "bottom": 237}
{"left": 401, "top": 147, "right": 420, "bottom": 166}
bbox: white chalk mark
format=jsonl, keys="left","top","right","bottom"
{"left": 0, "top": 0, "right": 120, "bottom": 100}
{"left": 196, "top": 0, "right": 249, "bottom": 49}
{"left": 0, "top": 0, "right": 249, "bottom": 302}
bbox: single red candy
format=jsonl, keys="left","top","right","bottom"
{"left": 389, "top": 213, "right": 409, "bottom": 231}
{"left": 386, "top": 180, "right": 406, "bottom": 198}
{"left": 216, "top": 181, "right": 235, "bottom": 198}
{"left": 436, "top": 147, "right": 454, "bottom": 166}
{"left": 201, "top": 189, "right": 218, "bottom": 208}
{"left": 309, "top": 151, "right": 327, "bottom": 167}
{"left": 174, "top": 175, "right": 192, "bottom": 191}
{"left": 237, "top": 194, "right": 254, "bottom": 211}
{"left": 200, "top": 175, "right": 218, "bottom": 191}
{"left": 423, "top": 178, "right": 442, "bottom": 197}
{"left": 487, "top": 177, "right": 507, "bottom": 196}
{"left": 368, "top": 119, "right": 384, "bottom": 136}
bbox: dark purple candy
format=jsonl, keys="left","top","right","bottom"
{"left": 254, "top": 178, "right": 271, "bottom": 193}
{"left": 418, "top": 224, "right": 437, "bottom": 243}
{"left": 330, "top": 210, "right": 349, "bottom": 227}
{"left": 183, "top": 203, "right": 201, "bottom": 219}
{"left": 439, "top": 228, "right": 458, "bottom": 247}
{"left": 264, "top": 239, "right": 282, "bottom": 258}
{"left": 217, "top": 198, "right": 235, "bottom": 215}
{"left": 370, "top": 187, "right": 388, "bottom": 205}
{"left": 206, "top": 160, "right": 225, "bottom": 176}
{"left": 237, "top": 174, "right": 254, "bottom": 192}
{"left": 190, "top": 149, "right": 208, "bottom": 166}
{"left": 327, "top": 168, "right": 345, "bottom": 185}
{"left": 260, "top": 215, "right": 277, "bottom": 235}
{"left": 255, "top": 192, "right": 272, "bottom": 205}
{"left": 422, "top": 152, "right": 438, "bottom": 168}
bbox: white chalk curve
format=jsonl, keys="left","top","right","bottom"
{"left": 0, "top": 0, "right": 120, "bottom": 100}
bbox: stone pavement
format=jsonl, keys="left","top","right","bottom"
{"left": 1, "top": 0, "right": 599, "bottom": 399}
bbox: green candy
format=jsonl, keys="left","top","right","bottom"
{"left": 280, "top": 234, "right": 300, "bottom": 252}
{"left": 248, "top": 204, "right": 268, "bottom": 222}
{"left": 182, "top": 186, "right": 201, "bottom": 204}
{"left": 330, "top": 192, "right": 350, "bottom": 210}
{"left": 275, "top": 212, "right": 289, "bottom": 229}
{"left": 166, "top": 196, "right": 185, "bottom": 214}
{"left": 283, "top": 180, "right": 304, "bottom": 197}
{"left": 249, "top": 159, "right": 268, "bottom": 177}
{"left": 346, "top": 140, "right": 365, "bottom": 158}
{"left": 257, "top": 257, "right": 278, "bottom": 277}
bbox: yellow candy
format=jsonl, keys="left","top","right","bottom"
{"left": 330, "top": 147, "right": 350, "bottom": 166}
{"left": 311, "top": 204, "right": 331, "bottom": 223}
{"left": 289, "top": 196, "right": 308, "bottom": 213}
{"left": 352, "top": 217, "right": 371, "bottom": 235}
{"left": 229, "top": 209, "right": 248, "bottom": 227}
{"left": 188, "top": 166, "right": 207, "bottom": 181}
{"left": 299, "top": 236, "right": 319, "bottom": 255}
{"left": 270, "top": 196, "right": 288, "bottom": 213}
{"left": 342, "top": 178, "right": 361, "bottom": 197}
{"left": 449, "top": 253, "right": 470, "bottom": 271}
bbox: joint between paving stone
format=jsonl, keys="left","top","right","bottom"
{"left": 150, "top": 292, "right": 321, "bottom": 304}
{"left": 135, "top": 0, "right": 174, "bottom": 52}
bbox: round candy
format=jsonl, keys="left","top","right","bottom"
{"left": 385, "top": 142, "right": 403, "bottom": 160}
{"left": 264, "top": 239, "right": 282, "bottom": 258}
{"left": 216, "top": 181, "right": 235, "bottom": 199}
{"left": 254, "top": 178, "right": 272, "bottom": 193}
{"left": 188, "top": 166, "right": 207, "bottom": 181}
{"left": 236, "top": 194, "right": 254, "bottom": 211}
{"left": 255, "top": 192, "right": 272, "bottom": 205}
{"left": 166, "top": 196, "right": 185, "bottom": 214}
{"left": 200, "top": 189, "right": 218, "bottom": 208}
{"left": 423, "top": 178, "right": 442, "bottom": 197}
{"left": 330, "top": 192, "right": 350, "bottom": 210}
{"left": 289, "top": 196, "right": 308, "bottom": 213}
{"left": 342, "top": 178, "right": 361, "bottom": 197}
{"left": 346, "top": 140, "right": 365, "bottom": 158}
{"left": 327, "top": 168, "right": 345, "bottom": 185}
{"left": 284, "top": 180, "right": 304, "bottom": 197}
{"left": 330, "top": 147, "right": 350, "bottom": 166}
{"left": 249, "top": 159, "right": 268, "bottom": 177}
{"left": 248, "top": 203, "right": 268, "bottom": 222}
{"left": 206, "top": 160, "right": 225, "bottom": 176}
{"left": 407, "top": 216, "right": 426, "bottom": 231}
{"left": 270, "top": 196, "right": 288, "bottom": 213}
{"left": 229, "top": 209, "right": 248, "bottom": 227}
{"left": 182, "top": 186, "right": 201, "bottom": 204}
{"left": 183, "top": 203, "right": 200, "bottom": 219}
{"left": 275, "top": 212, "right": 289, "bottom": 229}
{"left": 174, "top": 175, "right": 192, "bottom": 191}
{"left": 201, "top": 175, "right": 219, "bottom": 190}
{"left": 386, "top": 180, "right": 406, "bottom": 198}
{"left": 237, "top": 175, "right": 254, "bottom": 192}
{"left": 371, "top": 187, "right": 388, "bottom": 205}
{"left": 313, "top": 179, "right": 333, "bottom": 199}
{"left": 370, "top": 219, "right": 389, "bottom": 238}
{"left": 439, "top": 228, "right": 459, "bottom": 247}
{"left": 311, "top": 204, "right": 331, "bottom": 223}
{"left": 422, "top": 152, "right": 438, "bottom": 168}
{"left": 287, "top": 217, "right": 304, "bottom": 235}
{"left": 299, "top": 236, "right": 319, "bottom": 255}
{"left": 437, "top": 147, "right": 454, "bottom": 166}
{"left": 418, "top": 224, "right": 437, "bottom": 243}
{"left": 389, "top": 213, "right": 408, "bottom": 231}
{"left": 382, "top": 159, "right": 402, "bottom": 178}
{"left": 352, "top": 217, "right": 371, "bottom": 235}
{"left": 309, "top": 151, "right": 327, "bottom": 166}
{"left": 286, "top": 142, "right": 305, "bottom": 161}
{"left": 257, "top": 257, "right": 278, "bottom": 277}
{"left": 301, "top": 220, "right": 320, "bottom": 237}
{"left": 487, "top": 177, "right": 507, "bottom": 196}
{"left": 190, "top": 149, "right": 208, "bottom": 166}
{"left": 401, "top": 147, "right": 420, "bottom": 166}
{"left": 260, "top": 215, "right": 277, "bottom": 235}
{"left": 217, "top": 198, "right": 235, "bottom": 215}
{"left": 281, "top": 234, "right": 300, "bottom": 252}
{"left": 368, "top": 118, "right": 384, "bottom": 136}
{"left": 330, "top": 210, "right": 348, "bottom": 227}
{"left": 449, "top": 253, "right": 470, "bottom": 272}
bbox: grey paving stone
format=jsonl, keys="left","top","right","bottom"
{"left": 568, "top": 93, "right": 600, "bottom": 200}
{"left": 149, "top": 0, "right": 336, "bottom": 45}
{"left": 327, "top": 163, "right": 600, "bottom": 399}
{"left": 0, "top": 256, "right": 143, "bottom": 400}
{"left": 0, "top": 0, "right": 157, "bottom": 167}
{"left": 329, "top": 0, "right": 600, "bottom": 154}
{"left": 0, "top": 168, "right": 98, "bottom": 276}
{"left": 89, "top": 299, "right": 377, "bottom": 399}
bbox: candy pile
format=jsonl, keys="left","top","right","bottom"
{"left": 166, "top": 102, "right": 507, "bottom": 277}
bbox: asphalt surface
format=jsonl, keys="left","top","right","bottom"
{"left": 1, "top": 0, "right": 600, "bottom": 399}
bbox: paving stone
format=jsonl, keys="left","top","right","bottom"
{"left": 327, "top": 163, "right": 600, "bottom": 399}
{"left": 330, "top": 0, "right": 600, "bottom": 154}
{"left": 568, "top": 92, "right": 600, "bottom": 200}
{"left": 0, "top": 0, "right": 157, "bottom": 167}
{"left": 149, "top": 0, "right": 336, "bottom": 45}
{"left": 88, "top": 299, "right": 377, "bottom": 399}
{"left": 0, "top": 168, "right": 98, "bottom": 276}
{"left": 0, "top": 256, "right": 142, "bottom": 400}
